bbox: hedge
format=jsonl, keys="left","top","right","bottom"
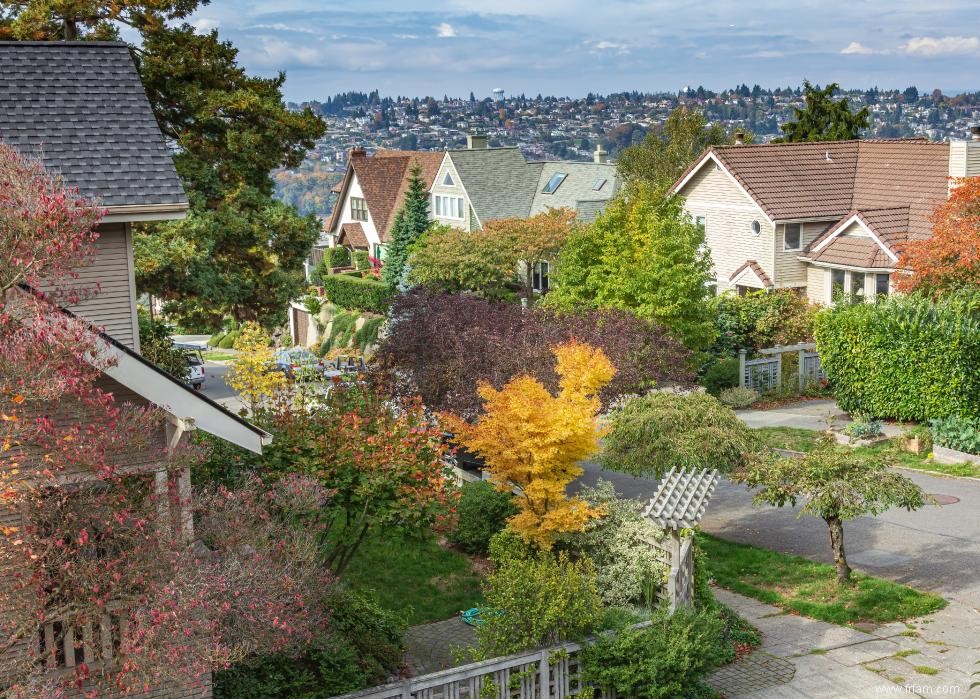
{"left": 814, "top": 294, "right": 980, "bottom": 420}
{"left": 321, "top": 274, "right": 394, "bottom": 314}
{"left": 327, "top": 246, "right": 351, "bottom": 268}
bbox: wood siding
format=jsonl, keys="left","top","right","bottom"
{"left": 774, "top": 221, "right": 834, "bottom": 289}
{"left": 430, "top": 157, "right": 473, "bottom": 231}
{"left": 66, "top": 223, "right": 140, "bottom": 351}
{"left": 680, "top": 162, "right": 774, "bottom": 291}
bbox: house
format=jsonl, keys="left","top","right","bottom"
{"left": 322, "top": 148, "right": 444, "bottom": 260}
{"left": 671, "top": 132, "right": 980, "bottom": 303}
{"left": 430, "top": 135, "right": 619, "bottom": 231}
{"left": 0, "top": 40, "right": 271, "bottom": 696}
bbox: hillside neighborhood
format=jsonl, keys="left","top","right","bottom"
{"left": 0, "top": 4, "right": 979, "bottom": 699}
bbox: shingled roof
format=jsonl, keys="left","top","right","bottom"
{"left": 0, "top": 41, "right": 188, "bottom": 212}
{"left": 326, "top": 149, "right": 443, "bottom": 242}
{"left": 446, "top": 147, "right": 540, "bottom": 224}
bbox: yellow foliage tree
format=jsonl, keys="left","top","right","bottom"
{"left": 227, "top": 321, "right": 287, "bottom": 415}
{"left": 445, "top": 341, "right": 616, "bottom": 549}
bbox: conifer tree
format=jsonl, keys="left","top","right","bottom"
{"left": 775, "top": 81, "right": 870, "bottom": 142}
{"left": 382, "top": 161, "right": 431, "bottom": 289}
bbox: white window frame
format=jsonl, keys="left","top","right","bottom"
{"left": 433, "top": 194, "right": 465, "bottom": 220}
{"left": 782, "top": 223, "right": 802, "bottom": 251}
{"left": 350, "top": 197, "right": 368, "bottom": 222}
{"left": 532, "top": 261, "right": 550, "bottom": 293}
{"left": 873, "top": 273, "right": 890, "bottom": 298}
{"left": 826, "top": 268, "right": 868, "bottom": 305}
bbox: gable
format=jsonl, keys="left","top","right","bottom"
{"left": 677, "top": 155, "right": 765, "bottom": 214}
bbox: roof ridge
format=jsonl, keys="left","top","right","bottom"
{"left": 715, "top": 137, "right": 941, "bottom": 149}
{"left": 0, "top": 40, "right": 129, "bottom": 47}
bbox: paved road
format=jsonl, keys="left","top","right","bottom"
{"left": 199, "top": 362, "right": 245, "bottom": 414}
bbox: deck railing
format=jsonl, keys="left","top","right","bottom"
{"left": 39, "top": 602, "right": 129, "bottom": 673}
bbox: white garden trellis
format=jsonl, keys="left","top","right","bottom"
{"left": 329, "top": 468, "right": 723, "bottom": 699}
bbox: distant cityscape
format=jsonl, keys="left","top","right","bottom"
{"left": 275, "top": 85, "right": 980, "bottom": 216}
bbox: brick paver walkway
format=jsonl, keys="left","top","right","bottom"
{"left": 404, "top": 617, "right": 475, "bottom": 675}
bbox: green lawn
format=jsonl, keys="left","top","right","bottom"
{"left": 699, "top": 533, "right": 946, "bottom": 625}
{"left": 202, "top": 349, "right": 237, "bottom": 362}
{"left": 752, "top": 427, "right": 980, "bottom": 478}
{"left": 342, "top": 529, "right": 484, "bottom": 626}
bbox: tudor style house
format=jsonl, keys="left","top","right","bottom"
{"left": 430, "top": 135, "right": 619, "bottom": 232}
{"left": 672, "top": 132, "right": 980, "bottom": 303}
{"left": 323, "top": 148, "right": 444, "bottom": 259}
{"left": 0, "top": 41, "right": 270, "bottom": 697}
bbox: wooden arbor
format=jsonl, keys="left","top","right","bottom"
{"left": 641, "top": 468, "right": 721, "bottom": 612}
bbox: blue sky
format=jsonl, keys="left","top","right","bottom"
{"left": 184, "top": 0, "right": 980, "bottom": 101}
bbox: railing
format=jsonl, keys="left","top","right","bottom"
{"left": 39, "top": 603, "right": 129, "bottom": 673}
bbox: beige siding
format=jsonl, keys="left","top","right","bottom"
{"left": 774, "top": 220, "right": 834, "bottom": 288}
{"left": 430, "top": 157, "right": 473, "bottom": 230}
{"left": 949, "top": 141, "right": 980, "bottom": 178}
{"left": 680, "top": 162, "right": 774, "bottom": 290}
{"left": 67, "top": 223, "right": 139, "bottom": 351}
{"left": 806, "top": 265, "right": 827, "bottom": 304}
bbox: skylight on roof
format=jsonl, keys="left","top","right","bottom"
{"left": 542, "top": 172, "right": 568, "bottom": 194}
{"left": 592, "top": 176, "right": 607, "bottom": 191}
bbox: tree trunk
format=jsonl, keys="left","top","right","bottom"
{"left": 523, "top": 261, "right": 534, "bottom": 307}
{"left": 825, "top": 516, "right": 851, "bottom": 585}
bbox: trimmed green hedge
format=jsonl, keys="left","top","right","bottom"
{"left": 327, "top": 246, "right": 351, "bottom": 268}
{"left": 321, "top": 274, "right": 394, "bottom": 314}
{"left": 814, "top": 294, "right": 980, "bottom": 420}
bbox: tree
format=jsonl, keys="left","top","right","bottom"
{"left": 377, "top": 289, "right": 695, "bottom": 419}
{"left": 617, "top": 107, "right": 746, "bottom": 195}
{"left": 2, "top": 5, "right": 327, "bottom": 329}
{"left": 776, "top": 81, "right": 870, "bottom": 142}
{"left": 732, "top": 440, "right": 925, "bottom": 584}
{"left": 896, "top": 176, "right": 980, "bottom": 296}
{"left": 0, "top": 148, "right": 324, "bottom": 696}
{"left": 226, "top": 321, "right": 288, "bottom": 415}
{"left": 137, "top": 308, "right": 189, "bottom": 380}
{"left": 444, "top": 342, "right": 615, "bottom": 549}
{"left": 545, "top": 188, "right": 717, "bottom": 352}
{"left": 407, "top": 223, "right": 515, "bottom": 299}
{"left": 600, "top": 393, "right": 753, "bottom": 479}
{"left": 484, "top": 208, "right": 577, "bottom": 304}
{"left": 381, "top": 161, "right": 430, "bottom": 289}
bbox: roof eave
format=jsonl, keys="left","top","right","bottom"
{"left": 102, "top": 202, "right": 189, "bottom": 224}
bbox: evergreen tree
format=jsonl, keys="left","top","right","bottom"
{"left": 381, "top": 161, "right": 430, "bottom": 289}
{"left": 776, "top": 81, "right": 870, "bottom": 142}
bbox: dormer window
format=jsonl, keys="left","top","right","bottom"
{"left": 592, "top": 176, "right": 607, "bottom": 191}
{"left": 542, "top": 172, "right": 568, "bottom": 194}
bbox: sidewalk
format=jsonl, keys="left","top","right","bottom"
{"left": 708, "top": 588, "right": 979, "bottom": 698}
{"left": 735, "top": 399, "right": 905, "bottom": 437}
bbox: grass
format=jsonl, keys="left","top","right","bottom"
{"left": 699, "top": 533, "right": 946, "bottom": 626}
{"left": 914, "top": 665, "right": 939, "bottom": 675}
{"left": 751, "top": 427, "right": 980, "bottom": 478}
{"left": 202, "top": 349, "right": 236, "bottom": 362}
{"left": 342, "top": 528, "right": 483, "bottom": 626}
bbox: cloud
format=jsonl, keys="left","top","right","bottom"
{"left": 435, "top": 22, "right": 457, "bottom": 38}
{"left": 249, "top": 23, "right": 318, "bottom": 35}
{"left": 589, "top": 40, "right": 629, "bottom": 55}
{"left": 840, "top": 41, "right": 875, "bottom": 55}
{"left": 902, "top": 35, "right": 979, "bottom": 56}
{"left": 192, "top": 17, "right": 220, "bottom": 32}
{"left": 394, "top": 33, "right": 420, "bottom": 39}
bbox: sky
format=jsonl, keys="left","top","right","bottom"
{"left": 183, "top": 0, "right": 980, "bottom": 101}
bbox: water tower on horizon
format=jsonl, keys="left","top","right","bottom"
{"left": 492, "top": 87, "right": 505, "bottom": 102}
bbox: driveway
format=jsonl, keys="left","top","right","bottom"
{"left": 199, "top": 361, "right": 245, "bottom": 415}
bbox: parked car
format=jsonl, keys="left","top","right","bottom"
{"left": 273, "top": 347, "right": 327, "bottom": 381}
{"left": 173, "top": 342, "right": 206, "bottom": 390}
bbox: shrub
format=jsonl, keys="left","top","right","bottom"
{"left": 931, "top": 416, "right": 980, "bottom": 455}
{"left": 843, "top": 415, "right": 883, "bottom": 440}
{"left": 701, "top": 357, "right": 739, "bottom": 396}
{"left": 600, "top": 392, "right": 753, "bottom": 478}
{"left": 324, "top": 311, "right": 357, "bottom": 353}
{"left": 378, "top": 289, "right": 695, "bottom": 419}
{"left": 327, "top": 246, "right": 351, "bottom": 268}
{"left": 580, "top": 606, "right": 728, "bottom": 699}
{"left": 475, "top": 549, "right": 603, "bottom": 658}
{"left": 208, "top": 332, "right": 226, "bottom": 347}
{"left": 814, "top": 293, "right": 980, "bottom": 420}
{"left": 566, "top": 481, "right": 668, "bottom": 608}
{"left": 719, "top": 386, "right": 759, "bottom": 409}
{"left": 353, "top": 316, "right": 385, "bottom": 352}
{"left": 711, "top": 289, "right": 817, "bottom": 356}
{"left": 352, "top": 249, "right": 371, "bottom": 271}
{"left": 217, "top": 330, "right": 240, "bottom": 349}
{"left": 447, "top": 481, "right": 518, "bottom": 555}
{"left": 321, "top": 274, "right": 394, "bottom": 314}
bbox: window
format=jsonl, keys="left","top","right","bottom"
{"left": 850, "top": 271, "right": 865, "bottom": 298}
{"left": 592, "top": 176, "right": 607, "bottom": 191}
{"left": 783, "top": 223, "right": 802, "bottom": 251}
{"left": 750, "top": 220, "right": 761, "bottom": 236}
{"left": 350, "top": 197, "right": 368, "bottom": 221}
{"left": 532, "top": 261, "right": 550, "bottom": 293}
{"left": 695, "top": 215, "right": 706, "bottom": 232}
{"left": 875, "top": 273, "right": 889, "bottom": 297}
{"left": 541, "top": 172, "right": 568, "bottom": 194}
{"left": 433, "top": 195, "right": 465, "bottom": 220}
{"left": 831, "top": 268, "right": 846, "bottom": 299}
{"left": 442, "top": 172, "right": 455, "bottom": 186}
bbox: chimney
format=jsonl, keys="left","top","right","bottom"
{"left": 466, "top": 133, "right": 488, "bottom": 149}
{"left": 734, "top": 131, "right": 745, "bottom": 146}
{"left": 594, "top": 144, "right": 608, "bottom": 164}
{"left": 349, "top": 147, "right": 366, "bottom": 159}
{"left": 949, "top": 124, "right": 980, "bottom": 181}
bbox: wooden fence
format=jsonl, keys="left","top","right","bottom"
{"left": 739, "top": 343, "right": 824, "bottom": 392}
{"left": 39, "top": 602, "right": 129, "bottom": 673}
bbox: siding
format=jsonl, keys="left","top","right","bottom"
{"left": 430, "top": 157, "right": 472, "bottom": 230}
{"left": 335, "top": 174, "right": 382, "bottom": 248}
{"left": 774, "top": 220, "right": 835, "bottom": 288}
{"left": 680, "top": 162, "right": 774, "bottom": 291}
{"left": 806, "top": 265, "right": 827, "bottom": 304}
{"left": 66, "top": 223, "right": 139, "bottom": 351}
{"left": 949, "top": 141, "right": 980, "bottom": 178}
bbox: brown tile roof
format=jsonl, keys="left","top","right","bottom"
{"left": 729, "top": 260, "right": 774, "bottom": 287}
{"left": 326, "top": 149, "right": 444, "bottom": 244}
{"left": 803, "top": 207, "right": 909, "bottom": 267}
{"left": 677, "top": 139, "right": 950, "bottom": 232}
{"left": 807, "top": 232, "right": 894, "bottom": 269}
{"left": 338, "top": 222, "right": 368, "bottom": 249}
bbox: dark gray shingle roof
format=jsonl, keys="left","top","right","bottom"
{"left": 0, "top": 41, "right": 187, "bottom": 209}
{"left": 446, "top": 147, "right": 539, "bottom": 223}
